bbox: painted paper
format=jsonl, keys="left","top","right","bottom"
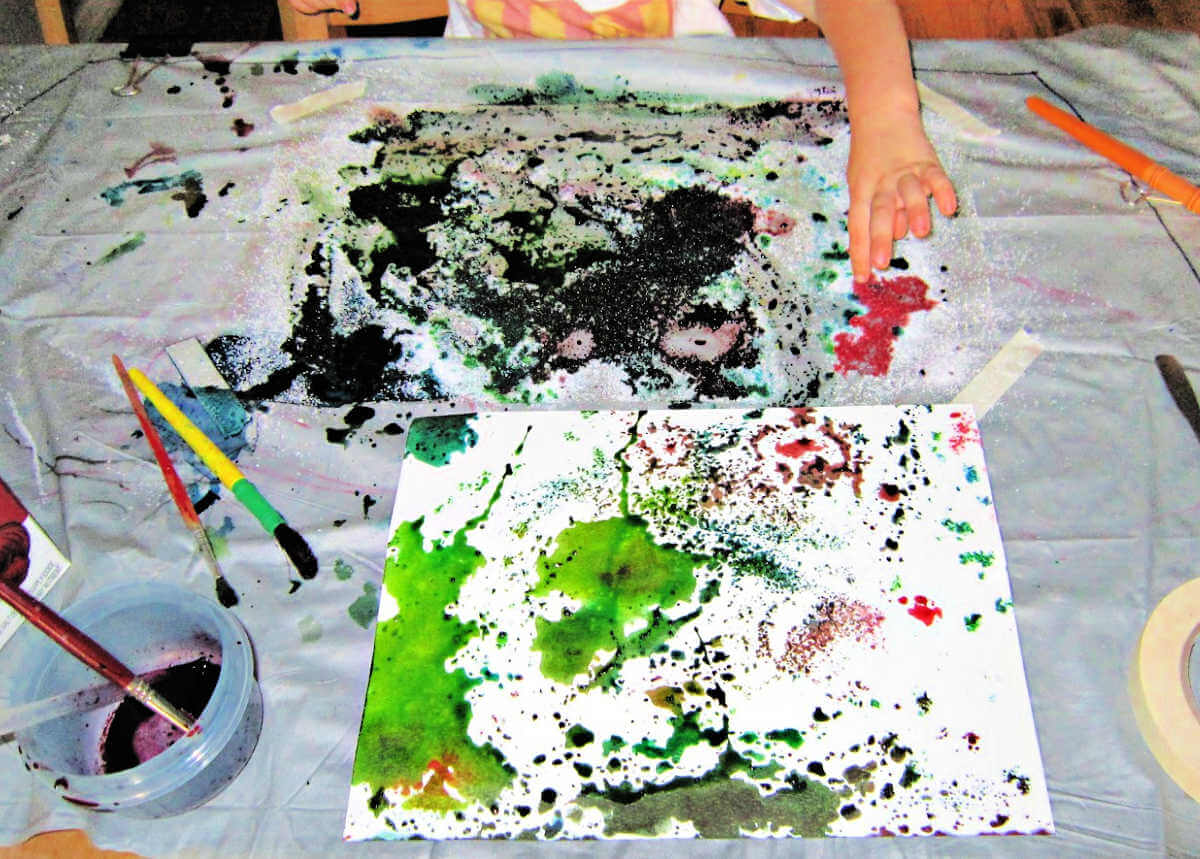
{"left": 345, "top": 406, "right": 1052, "bottom": 840}
{"left": 210, "top": 75, "right": 949, "bottom": 409}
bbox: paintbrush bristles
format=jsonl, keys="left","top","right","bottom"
{"left": 274, "top": 524, "right": 318, "bottom": 580}
{"left": 1156, "top": 355, "right": 1200, "bottom": 446}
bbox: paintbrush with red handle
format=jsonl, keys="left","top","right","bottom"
{"left": 112, "top": 354, "right": 238, "bottom": 607}
{"left": 0, "top": 527, "right": 195, "bottom": 732}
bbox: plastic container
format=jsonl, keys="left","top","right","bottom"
{"left": 9, "top": 581, "right": 262, "bottom": 816}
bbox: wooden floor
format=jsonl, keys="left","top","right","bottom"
{"left": 723, "top": 0, "right": 1200, "bottom": 38}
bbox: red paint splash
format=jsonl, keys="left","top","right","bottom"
{"left": 947, "top": 410, "right": 980, "bottom": 453}
{"left": 878, "top": 483, "right": 901, "bottom": 502}
{"left": 748, "top": 416, "right": 866, "bottom": 496}
{"left": 788, "top": 407, "right": 816, "bottom": 428}
{"left": 901, "top": 594, "right": 942, "bottom": 626}
{"left": 833, "top": 275, "right": 937, "bottom": 376}
{"left": 753, "top": 207, "right": 795, "bottom": 236}
{"left": 775, "top": 438, "right": 819, "bottom": 458}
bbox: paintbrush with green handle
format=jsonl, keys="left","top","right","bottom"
{"left": 126, "top": 366, "right": 318, "bottom": 583}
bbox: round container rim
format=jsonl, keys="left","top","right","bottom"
{"left": 14, "top": 581, "right": 255, "bottom": 806}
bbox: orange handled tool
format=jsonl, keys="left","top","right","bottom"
{"left": 1026, "top": 95, "right": 1200, "bottom": 215}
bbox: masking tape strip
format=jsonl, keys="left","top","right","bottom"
{"left": 166, "top": 338, "right": 247, "bottom": 439}
{"left": 1129, "top": 577, "right": 1200, "bottom": 801}
{"left": 270, "top": 79, "right": 367, "bottom": 125}
{"left": 952, "top": 329, "right": 1043, "bottom": 418}
{"left": 167, "top": 338, "right": 229, "bottom": 391}
{"left": 917, "top": 81, "right": 1001, "bottom": 141}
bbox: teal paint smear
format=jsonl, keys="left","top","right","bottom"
{"left": 959, "top": 551, "right": 995, "bottom": 568}
{"left": 348, "top": 580, "right": 379, "bottom": 628}
{"left": 964, "top": 465, "right": 979, "bottom": 483}
{"left": 941, "top": 519, "right": 974, "bottom": 536}
{"left": 148, "top": 383, "right": 249, "bottom": 492}
{"left": 406, "top": 414, "right": 478, "bottom": 466}
{"left": 100, "top": 170, "right": 203, "bottom": 206}
{"left": 191, "top": 387, "right": 249, "bottom": 441}
{"left": 334, "top": 558, "right": 354, "bottom": 580}
{"left": 96, "top": 232, "right": 145, "bottom": 264}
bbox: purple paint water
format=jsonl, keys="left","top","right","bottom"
{"left": 99, "top": 657, "right": 220, "bottom": 773}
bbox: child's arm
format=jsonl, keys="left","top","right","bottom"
{"left": 791, "top": 0, "right": 957, "bottom": 282}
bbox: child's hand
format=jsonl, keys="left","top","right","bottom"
{"left": 286, "top": 0, "right": 357, "bottom": 14}
{"left": 847, "top": 111, "right": 957, "bottom": 283}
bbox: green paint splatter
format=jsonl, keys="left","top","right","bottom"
{"left": 352, "top": 457, "right": 521, "bottom": 809}
{"left": 96, "top": 232, "right": 145, "bottom": 264}
{"left": 698, "top": 578, "right": 721, "bottom": 603}
{"left": 578, "top": 750, "right": 839, "bottom": 837}
{"left": 602, "top": 735, "right": 626, "bottom": 755}
{"left": 298, "top": 614, "right": 322, "bottom": 643}
{"left": 995, "top": 597, "right": 1012, "bottom": 613}
{"left": 889, "top": 575, "right": 902, "bottom": 592}
{"left": 812, "top": 268, "right": 837, "bottom": 287}
{"left": 470, "top": 71, "right": 704, "bottom": 112}
{"left": 765, "top": 727, "right": 804, "bottom": 748}
{"left": 204, "top": 516, "right": 236, "bottom": 558}
{"left": 334, "top": 558, "right": 354, "bottom": 580}
{"left": 531, "top": 515, "right": 706, "bottom": 686}
{"left": 964, "top": 465, "right": 979, "bottom": 483}
{"left": 941, "top": 519, "right": 974, "bottom": 536}
{"left": 565, "top": 725, "right": 594, "bottom": 747}
{"left": 405, "top": 414, "right": 478, "bottom": 466}
{"left": 964, "top": 613, "right": 982, "bottom": 632}
{"left": 634, "top": 710, "right": 726, "bottom": 762}
{"left": 959, "top": 551, "right": 995, "bottom": 579}
{"left": 869, "top": 699, "right": 881, "bottom": 708}
{"left": 729, "top": 551, "right": 793, "bottom": 588}
{"left": 348, "top": 581, "right": 378, "bottom": 628}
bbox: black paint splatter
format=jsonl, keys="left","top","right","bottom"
{"left": 308, "top": 57, "right": 340, "bottom": 76}
{"left": 209, "top": 85, "right": 854, "bottom": 407}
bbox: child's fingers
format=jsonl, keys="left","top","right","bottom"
{"left": 897, "top": 173, "right": 930, "bottom": 238}
{"left": 848, "top": 195, "right": 872, "bottom": 283}
{"left": 923, "top": 166, "right": 958, "bottom": 217}
{"left": 869, "top": 190, "right": 898, "bottom": 272}
{"left": 893, "top": 208, "right": 907, "bottom": 241}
